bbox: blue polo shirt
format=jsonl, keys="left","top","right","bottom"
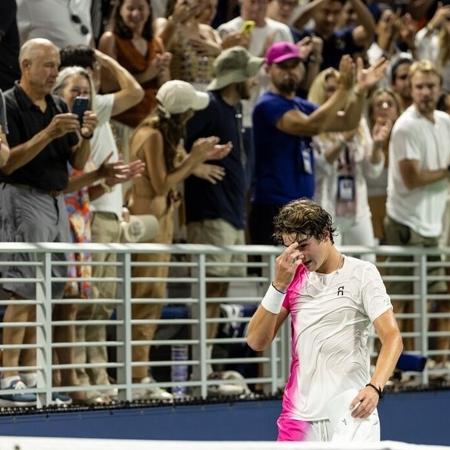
{"left": 252, "top": 92, "right": 317, "bottom": 206}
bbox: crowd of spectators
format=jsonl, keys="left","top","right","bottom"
{"left": 0, "top": 0, "right": 449, "bottom": 407}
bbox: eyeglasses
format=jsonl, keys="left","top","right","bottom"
{"left": 71, "top": 14, "right": 89, "bottom": 36}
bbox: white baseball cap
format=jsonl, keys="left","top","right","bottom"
{"left": 156, "top": 80, "right": 209, "bottom": 116}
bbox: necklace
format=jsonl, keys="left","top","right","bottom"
{"left": 307, "top": 254, "right": 345, "bottom": 290}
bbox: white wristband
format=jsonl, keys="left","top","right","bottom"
{"left": 261, "top": 284, "right": 285, "bottom": 315}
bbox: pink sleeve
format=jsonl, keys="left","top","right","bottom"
{"left": 283, "top": 265, "right": 307, "bottom": 311}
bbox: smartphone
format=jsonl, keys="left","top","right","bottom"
{"left": 0, "top": 90, "right": 8, "bottom": 135}
{"left": 72, "top": 96, "right": 89, "bottom": 125}
{"left": 240, "top": 20, "right": 255, "bottom": 35}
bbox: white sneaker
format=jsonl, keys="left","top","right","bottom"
{"left": 0, "top": 378, "right": 37, "bottom": 407}
{"left": 207, "top": 371, "right": 251, "bottom": 397}
{"left": 132, "top": 377, "right": 173, "bottom": 402}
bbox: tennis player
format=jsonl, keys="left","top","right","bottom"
{"left": 247, "top": 198, "right": 403, "bottom": 441}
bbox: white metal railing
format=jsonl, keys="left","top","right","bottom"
{"left": 0, "top": 243, "right": 449, "bottom": 407}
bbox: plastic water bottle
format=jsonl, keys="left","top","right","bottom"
{"left": 171, "top": 345, "right": 189, "bottom": 399}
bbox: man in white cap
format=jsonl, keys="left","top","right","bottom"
{"left": 185, "top": 46, "right": 263, "bottom": 392}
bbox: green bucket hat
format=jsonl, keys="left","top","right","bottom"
{"left": 207, "top": 46, "right": 264, "bottom": 91}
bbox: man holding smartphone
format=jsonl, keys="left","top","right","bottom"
{"left": 0, "top": 37, "right": 97, "bottom": 407}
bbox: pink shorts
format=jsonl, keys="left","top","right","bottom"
{"left": 277, "top": 416, "right": 309, "bottom": 441}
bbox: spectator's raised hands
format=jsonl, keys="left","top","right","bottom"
{"left": 190, "top": 138, "right": 232, "bottom": 167}
{"left": 190, "top": 136, "right": 220, "bottom": 163}
{"left": 221, "top": 31, "right": 250, "bottom": 49}
{"left": 297, "top": 36, "right": 321, "bottom": 61}
{"left": 397, "top": 13, "right": 417, "bottom": 50}
{"left": 97, "top": 153, "right": 145, "bottom": 185}
{"left": 428, "top": 2, "right": 450, "bottom": 30}
{"left": 356, "top": 57, "right": 388, "bottom": 92}
{"left": 172, "top": 0, "right": 198, "bottom": 25}
{"left": 337, "top": 55, "right": 355, "bottom": 90}
{"left": 192, "top": 163, "right": 226, "bottom": 184}
{"left": 372, "top": 118, "right": 393, "bottom": 147}
{"left": 105, "top": 159, "right": 146, "bottom": 187}
{"left": 208, "top": 141, "right": 233, "bottom": 160}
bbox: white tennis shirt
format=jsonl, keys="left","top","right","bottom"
{"left": 281, "top": 256, "right": 392, "bottom": 421}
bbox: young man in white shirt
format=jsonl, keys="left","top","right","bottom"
{"left": 247, "top": 198, "right": 403, "bottom": 442}
{"left": 385, "top": 59, "right": 450, "bottom": 364}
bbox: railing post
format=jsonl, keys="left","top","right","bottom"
{"left": 35, "top": 250, "right": 52, "bottom": 407}
{"left": 196, "top": 253, "right": 207, "bottom": 398}
{"left": 116, "top": 251, "right": 133, "bottom": 401}
{"left": 419, "top": 253, "right": 429, "bottom": 384}
{"left": 268, "top": 253, "right": 278, "bottom": 394}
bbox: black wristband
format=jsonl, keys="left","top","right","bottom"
{"left": 365, "top": 382, "right": 383, "bottom": 399}
{"left": 271, "top": 282, "right": 286, "bottom": 294}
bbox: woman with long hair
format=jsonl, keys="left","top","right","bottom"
{"left": 128, "top": 80, "right": 231, "bottom": 401}
{"left": 366, "top": 88, "right": 401, "bottom": 242}
{"left": 308, "top": 68, "right": 389, "bottom": 254}
{"left": 99, "top": 0, "right": 171, "bottom": 160}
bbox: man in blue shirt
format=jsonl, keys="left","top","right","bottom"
{"left": 250, "top": 41, "right": 386, "bottom": 244}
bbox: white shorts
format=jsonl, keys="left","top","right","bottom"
{"left": 306, "top": 389, "right": 380, "bottom": 442}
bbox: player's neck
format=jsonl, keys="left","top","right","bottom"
{"left": 316, "top": 248, "right": 343, "bottom": 274}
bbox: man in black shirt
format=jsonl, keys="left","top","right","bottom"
{"left": 0, "top": 0, "right": 21, "bottom": 91}
{"left": 0, "top": 38, "right": 96, "bottom": 406}
{"left": 185, "top": 46, "right": 263, "bottom": 391}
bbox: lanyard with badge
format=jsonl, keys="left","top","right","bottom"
{"left": 293, "top": 103, "right": 314, "bottom": 175}
{"left": 335, "top": 140, "right": 356, "bottom": 217}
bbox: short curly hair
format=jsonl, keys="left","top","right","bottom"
{"left": 273, "top": 198, "right": 336, "bottom": 244}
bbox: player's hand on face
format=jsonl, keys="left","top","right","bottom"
{"left": 350, "top": 386, "right": 379, "bottom": 419}
{"left": 273, "top": 243, "right": 304, "bottom": 292}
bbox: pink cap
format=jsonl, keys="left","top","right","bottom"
{"left": 266, "top": 41, "right": 301, "bottom": 65}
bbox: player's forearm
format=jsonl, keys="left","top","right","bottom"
{"left": 370, "top": 331, "right": 403, "bottom": 390}
{"left": 247, "top": 306, "right": 279, "bottom": 352}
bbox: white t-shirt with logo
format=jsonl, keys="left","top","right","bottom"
{"left": 280, "top": 256, "right": 392, "bottom": 421}
{"left": 387, "top": 105, "right": 450, "bottom": 237}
